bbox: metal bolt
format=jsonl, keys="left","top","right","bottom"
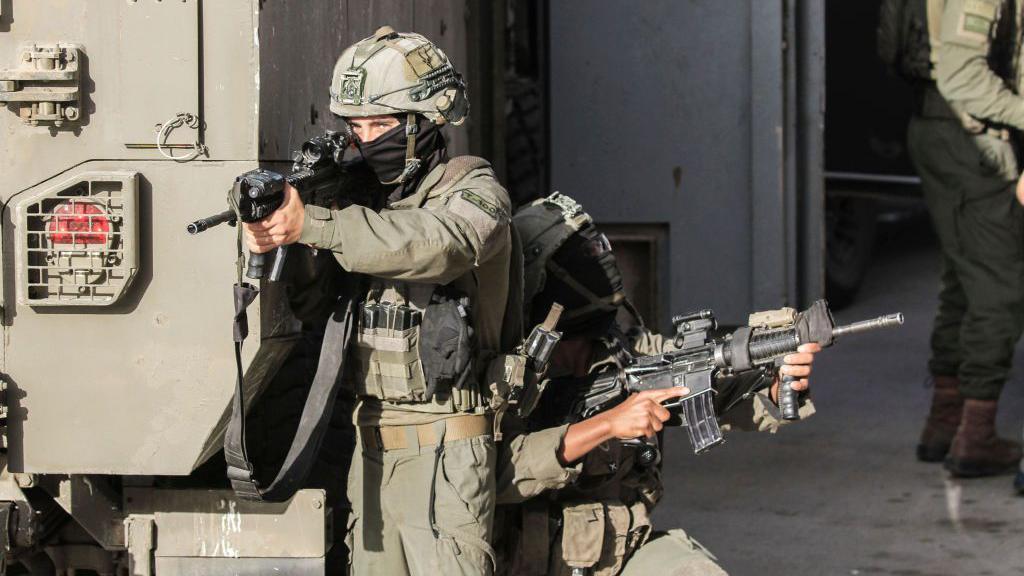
{"left": 66, "top": 51, "right": 75, "bottom": 62}
{"left": 21, "top": 52, "right": 30, "bottom": 63}
{"left": 13, "top": 474, "right": 36, "bottom": 488}
{"left": 312, "top": 499, "right": 323, "bottom": 510}
{"left": 64, "top": 106, "right": 79, "bottom": 121}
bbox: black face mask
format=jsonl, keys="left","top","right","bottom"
{"left": 356, "top": 116, "right": 444, "bottom": 184}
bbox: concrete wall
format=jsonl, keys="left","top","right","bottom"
{"left": 549, "top": 0, "right": 824, "bottom": 326}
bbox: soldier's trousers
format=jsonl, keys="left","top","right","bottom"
{"left": 907, "top": 117, "right": 1024, "bottom": 400}
{"left": 347, "top": 425, "right": 497, "bottom": 575}
{"left": 619, "top": 530, "right": 728, "bottom": 576}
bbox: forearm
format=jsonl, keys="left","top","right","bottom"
{"left": 299, "top": 203, "right": 482, "bottom": 283}
{"left": 937, "top": 47, "right": 1024, "bottom": 129}
{"left": 936, "top": 0, "right": 1024, "bottom": 130}
{"left": 558, "top": 417, "right": 614, "bottom": 465}
{"left": 495, "top": 423, "right": 582, "bottom": 504}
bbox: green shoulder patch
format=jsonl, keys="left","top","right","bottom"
{"left": 964, "top": 0, "right": 998, "bottom": 20}
{"left": 456, "top": 189, "right": 500, "bottom": 220}
{"left": 955, "top": 0, "right": 997, "bottom": 43}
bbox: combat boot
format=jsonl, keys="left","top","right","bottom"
{"left": 944, "top": 399, "right": 1022, "bottom": 477}
{"left": 916, "top": 376, "right": 963, "bottom": 462}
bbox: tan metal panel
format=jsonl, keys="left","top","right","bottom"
{"left": 1, "top": 0, "right": 260, "bottom": 475}
{"left": 5, "top": 161, "right": 258, "bottom": 474}
{"left": 118, "top": 0, "right": 200, "bottom": 149}
{"left": 125, "top": 488, "right": 328, "bottom": 558}
{"left": 0, "top": 1, "right": 200, "bottom": 198}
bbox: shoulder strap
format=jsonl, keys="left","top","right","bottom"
{"left": 501, "top": 221, "right": 526, "bottom": 351}
{"left": 224, "top": 276, "right": 359, "bottom": 502}
{"left": 430, "top": 155, "right": 491, "bottom": 198}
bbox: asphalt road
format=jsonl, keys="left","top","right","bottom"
{"left": 654, "top": 214, "right": 1024, "bottom": 576}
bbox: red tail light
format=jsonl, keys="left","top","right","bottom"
{"left": 46, "top": 201, "right": 110, "bottom": 246}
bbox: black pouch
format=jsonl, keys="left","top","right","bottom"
{"left": 419, "top": 286, "right": 476, "bottom": 401}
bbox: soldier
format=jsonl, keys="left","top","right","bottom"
{"left": 879, "top": 0, "right": 1023, "bottom": 479}
{"left": 244, "top": 27, "right": 513, "bottom": 575}
{"left": 493, "top": 193, "right": 820, "bottom": 576}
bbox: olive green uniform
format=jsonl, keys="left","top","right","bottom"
{"left": 883, "top": 0, "right": 1024, "bottom": 400}
{"left": 299, "top": 156, "right": 512, "bottom": 575}
{"left": 493, "top": 330, "right": 814, "bottom": 576}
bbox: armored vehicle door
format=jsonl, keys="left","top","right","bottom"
{"left": 0, "top": 0, "right": 260, "bottom": 475}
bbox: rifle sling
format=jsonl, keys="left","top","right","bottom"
{"left": 224, "top": 281, "right": 357, "bottom": 502}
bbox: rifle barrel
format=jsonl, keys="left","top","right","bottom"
{"left": 832, "top": 313, "right": 904, "bottom": 338}
{"left": 187, "top": 209, "right": 236, "bottom": 235}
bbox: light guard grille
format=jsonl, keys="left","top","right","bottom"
{"left": 17, "top": 171, "right": 139, "bottom": 306}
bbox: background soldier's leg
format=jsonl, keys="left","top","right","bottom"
{"left": 620, "top": 529, "right": 729, "bottom": 576}
{"left": 908, "top": 118, "right": 968, "bottom": 461}
{"left": 943, "top": 131, "right": 1024, "bottom": 476}
{"left": 953, "top": 189, "right": 1024, "bottom": 400}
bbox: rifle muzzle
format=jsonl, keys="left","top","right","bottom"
{"left": 831, "top": 313, "right": 904, "bottom": 339}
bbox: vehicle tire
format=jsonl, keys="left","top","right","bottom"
{"left": 825, "top": 195, "right": 877, "bottom": 309}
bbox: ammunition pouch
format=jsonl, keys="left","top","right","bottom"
{"left": 353, "top": 284, "right": 479, "bottom": 406}
{"left": 419, "top": 286, "right": 476, "bottom": 400}
{"left": 484, "top": 353, "right": 528, "bottom": 440}
{"left": 555, "top": 500, "right": 653, "bottom": 576}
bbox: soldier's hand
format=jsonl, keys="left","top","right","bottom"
{"left": 770, "top": 342, "right": 821, "bottom": 404}
{"left": 599, "top": 387, "right": 690, "bottom": 440}
{"left": 1016, "top": 171, "right": 1024, "bottom": 206}
{"left": 243, "top": 184, "right": 305, "bottom": 254}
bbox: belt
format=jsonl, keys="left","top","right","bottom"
{"left": 360, "top": 413, "right": 491, "bottom": 451}
{"left": 917, "top": 84, "right": 1013, "bottom": 141}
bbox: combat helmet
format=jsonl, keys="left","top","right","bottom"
{"left": 330, "top": 26, "right": 469, "bottom": 123}
{"left": 515, "top": 192, "right": 635, "bottom": 338}
{"left": 330, "top": 26, "right": 468, "bottom": 183}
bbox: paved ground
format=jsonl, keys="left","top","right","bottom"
{"left": 654, "top": 213, "right": 1024, "bottom": 575}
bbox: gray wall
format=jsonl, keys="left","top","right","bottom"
{"left": 549, "top": 0, "right": 824, "bottom": 326}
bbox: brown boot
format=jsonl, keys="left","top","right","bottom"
{"left": 944, "top": 398, "right": 1023, "bottom": 477}
{"left": 916, "top": 376, "right": 964, "bottom": 462}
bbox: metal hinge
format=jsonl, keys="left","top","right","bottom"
{"left": 0, "top": 43, "right": 82, "bottom": 127}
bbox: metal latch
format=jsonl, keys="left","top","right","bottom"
{"left": 0, "top": 43, "right": 82, "bottom": 127}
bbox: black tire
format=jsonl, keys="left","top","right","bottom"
{"left": 825, "top": 195, "right": 877, "bottom": 309}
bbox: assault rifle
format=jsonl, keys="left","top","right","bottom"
{"left": 186, "top": 130, "right": 354, "bottom": 281}
{"left": 575, "top": 300, "right": 903, "bottom": 458}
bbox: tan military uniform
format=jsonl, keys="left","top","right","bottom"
{"left": 300, "top": 156, "right": 512, "bottom": 575}
{"left": 897, "top": 0, "right": 1024, "bottom": 403}
{"left": 493, "top": 329, "right": 812, "bottom": 576}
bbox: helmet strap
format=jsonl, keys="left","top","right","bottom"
{"left": 378, "top": 113, "right": 422, "bottom": 185}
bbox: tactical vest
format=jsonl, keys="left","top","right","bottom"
{"left": 350, "top": 156, "right": 520, "bottom": 421}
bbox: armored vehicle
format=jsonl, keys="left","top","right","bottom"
{"left": 0, "top": 1, "right": 491, "bottom": 573}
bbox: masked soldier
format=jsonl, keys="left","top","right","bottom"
{"left": 492, "top": 193, "right": 820, "bottom": 576}
{"left": 245, "top": 26, "right": 514, "bottom": 575}
{"left": 879, "top": 0, "right": 1024, "bottom": 481}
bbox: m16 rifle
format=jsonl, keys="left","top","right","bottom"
{"left": 186, "top": 130, "right": 354, "bottom": 281}
{"left": 575, "top": 300, "right": 904, "bottom": 459}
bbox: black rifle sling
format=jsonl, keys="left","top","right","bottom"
{"left": 224, "top": 282, "right": 357, "bottom": 502}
